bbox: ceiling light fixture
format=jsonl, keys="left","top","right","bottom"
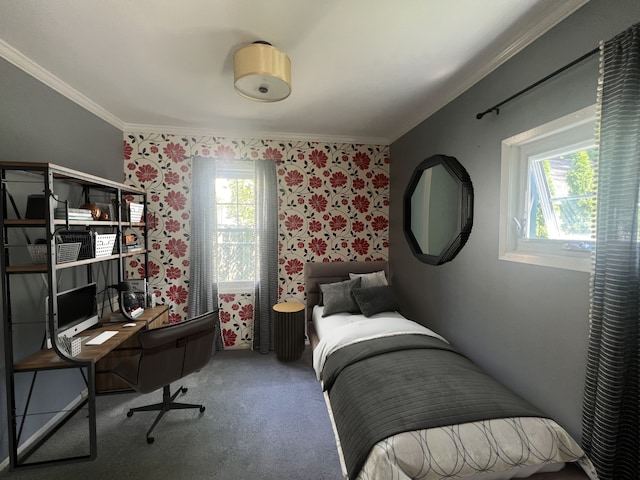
{"left": 233, "top": 41, "right": 291, "bottom": 102}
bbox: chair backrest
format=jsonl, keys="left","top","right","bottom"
{"left": 135, "top": 311, "right": 217, "bottom": 394}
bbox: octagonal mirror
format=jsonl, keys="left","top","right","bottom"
{"left": 403, "top": 154, "right": 474, "bottom": 265}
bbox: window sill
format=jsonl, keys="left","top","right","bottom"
{"left": 499, "top": 250, "right": 591, "bottom": 273}
{"left": 218, "top": 281, "right": 255, "bottom": 294}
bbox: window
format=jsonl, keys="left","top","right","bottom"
{"left": 215, "top": 161, "right": 256, "bottom": 291}
{"left": 499, "top": 105, "right": 597, "bottom": 271}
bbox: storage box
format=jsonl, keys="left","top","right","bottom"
{"left": 27, "top": 242, "right": 81, "bottom": 264}
{"left": 59, "top": 335, "right": 82, "bottom": 356}
{"left": 57, "top": 230, "right": 94, "bottom": 260}
{"left": 94, "top": 233, "right": 117, "bottom": 257}
{"left": 129, "top": 202, "right": 144, "bottom": 223}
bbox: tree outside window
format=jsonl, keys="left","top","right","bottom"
{"left": 528, "top": 145, "right": 596, "bottom": 250}
{"left": 215, "top": 170, "right": 256, "bottom": 283}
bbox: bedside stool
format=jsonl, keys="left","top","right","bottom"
{"left": 273, "top": 302, "right": 305, "bottom": 362}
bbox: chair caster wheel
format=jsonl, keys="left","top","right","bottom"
{"left": 147, "top": 436, "right": 154, "bottom": 444}
{"left": 127, "top": 411, "right": 133, "bottom": 418}
{"left": 181, "top": 387, "right": 188, "bottom": 394}
{"left": 200, "top": 406, "right": 206, "bottom": 413}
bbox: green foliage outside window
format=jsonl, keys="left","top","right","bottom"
{"left": 533, "top": 149, "right": 596, "bottom": 240}
{"left": 565, "top": 149, "right": 596, "bottom": 234}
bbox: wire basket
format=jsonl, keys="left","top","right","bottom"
{"left": 95, "top": 233, "right": 117, "bottom": 257}
{"left": 27, "top": 242, "right": 81, "bottom": 264}
{"left": 57, "top": 230, "right": 93, "bottom": 259}
{"left": 27, "top": 244, "right": 47, "bottom": 263}
{"left": 57, "top": 242, "right": 82, "bottom": 263}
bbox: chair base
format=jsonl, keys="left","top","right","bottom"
{"left": 127, "top": 384, "right": 206, "bottom": 444}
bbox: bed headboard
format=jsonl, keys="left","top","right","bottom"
{"left": 304, "top": 260, "right": 390, "bottom": 325}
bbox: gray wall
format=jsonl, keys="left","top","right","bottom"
{"left": 0, "top": 58, "right": 123, "bottom": 462}
{"left": 0, "top": 58, "right": 122, "bottom": 179}
{"left": 390, "top": 0, "right": 640, "bottom": 442}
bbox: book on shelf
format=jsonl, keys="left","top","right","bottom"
{"left": 122, "top": 243, "right": 144, "bottom": 253}
{"left": 55, "top": 207, "right": 93, "bottom": 220}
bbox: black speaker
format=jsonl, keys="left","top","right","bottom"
{"left": 25, "top": 194, "right": 46, "bottom": 219}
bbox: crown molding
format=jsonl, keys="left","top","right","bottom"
{"left": 388, "top": 0, "right": 590, "bottom": 142}
{"left": 1, "top": 38, "right": 389, "bottom": 146}
{"left": 0, "top": 39, "right": 125, "bottom": 131}
{"left": 123, "top": 123, "right": 390, "bottom": 146}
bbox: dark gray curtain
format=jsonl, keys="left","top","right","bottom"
{"left": 253, "top": 160, "right": 278, "bottom": 353}
{"left": 582, "top": 24, "right": 640, "bottom": 480}
{"left": 187, "top": 157, "right": 223, "bottom": 353}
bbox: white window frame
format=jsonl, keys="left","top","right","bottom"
{"left": 498, "top": 105, "right": 596, "bottom": 272}
{"left": 215, "top": 161, "right": 256, "bottom": 292}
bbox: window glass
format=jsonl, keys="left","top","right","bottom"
{"left": 215, "top": 164, "right": 256, "bottom": 284}
{"left": 526, "top": 143, "right": 596, "bottom": 250}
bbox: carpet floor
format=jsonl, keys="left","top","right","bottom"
{"left": 1, "top": 348, "right": 343, "bottom": 480}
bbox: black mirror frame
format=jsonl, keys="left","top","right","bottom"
{"left": 403, "top": 154, "right": 474, "bottom": 265}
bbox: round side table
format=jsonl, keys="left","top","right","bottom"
{"left": 273, "top": 302, "right": 305, "bottom": 362}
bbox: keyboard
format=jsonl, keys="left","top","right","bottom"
{"left": 86, "top": 330, "right": 118, "bottom": 345}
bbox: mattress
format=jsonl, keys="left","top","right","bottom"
{"left": 311, "top": 306, "right": 598, "bottom": 480}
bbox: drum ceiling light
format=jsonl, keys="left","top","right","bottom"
{"left": 233, "top": 41, "right": 291, "bottom": 102}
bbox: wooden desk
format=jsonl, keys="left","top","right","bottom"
{"left": 95, "top": 305, "right": 168, "bottom": 393}
{"left": 14, "top": 321, "right": 145, "bottom": 372}
{"left": 14, "top": 306, "right": 169, "bottom": 395}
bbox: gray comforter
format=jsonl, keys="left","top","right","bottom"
{"left": 323, "top": 334, "right": 547, "bottom": 480}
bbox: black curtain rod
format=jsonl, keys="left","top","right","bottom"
{"left": 475, "top": 47, "right": 599, "bottom": 120}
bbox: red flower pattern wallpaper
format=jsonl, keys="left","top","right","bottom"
{"left": 123, "top": 133, "right": 390, "bottom": 349}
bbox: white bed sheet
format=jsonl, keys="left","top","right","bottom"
{"left": 311, "top": 305, "right": 447, "bottom": 383}
{"left": 312, "top": 306, "right": 599, "bottom": 480}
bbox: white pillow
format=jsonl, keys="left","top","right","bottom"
{"left": 348, "top": 270, "right": 388, "bottom": 288}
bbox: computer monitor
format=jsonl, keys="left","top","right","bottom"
{"left": 47, "top": 283, "right": 99, "bottom": 341}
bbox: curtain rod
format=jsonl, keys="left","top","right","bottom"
{"left": 475, "top": 47, "right": 599, "bottom": 120}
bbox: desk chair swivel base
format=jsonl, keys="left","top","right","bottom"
{"left": 127, "top": 384, "right": 206, "bottom": 444}
{"left": 110, "top": 311, "right": 218, "bottom": 445}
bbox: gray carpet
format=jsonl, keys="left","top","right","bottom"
{"left": 1, "top": 349, "right": 343, "bottom": 480}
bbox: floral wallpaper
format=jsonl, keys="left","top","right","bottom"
{"left": 123, "top": 133, "right": 390, "bottom": 349}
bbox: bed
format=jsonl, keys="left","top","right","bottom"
{"left": 305, "top": 261, "right": 598, "bottom": 480}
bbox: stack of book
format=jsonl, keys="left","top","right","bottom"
{"left": 122, "top": 233, "right": 143, "bottom": 253}
{"left": 122, "top": 241, "right": 143, "bottom": 253}
{"left": 55, "top": 207, "right": 93, "bottom": 221}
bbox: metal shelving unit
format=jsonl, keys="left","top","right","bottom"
{"left": 0, "top": 162, "right": 148, "bottom": 469}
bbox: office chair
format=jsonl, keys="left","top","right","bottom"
{"left": 111, "top": 311, "right": 217, "bottom": 444}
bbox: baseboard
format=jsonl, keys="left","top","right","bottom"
{"left": 0, "top": 391, "right": 87, "bottom": 471}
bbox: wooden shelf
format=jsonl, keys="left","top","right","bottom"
{"left": 3, "top": 218, "right": 145, "bottom": 228}
{"left": 5, "top": 250, "right": 148, "bottom": 273}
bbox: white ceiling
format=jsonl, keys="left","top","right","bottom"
{"left": 0, "top": 0, "right": 586, "bottom": 145}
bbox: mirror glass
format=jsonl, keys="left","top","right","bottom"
{"left": 404, "top": 154, "right": 473, "bottom": 265}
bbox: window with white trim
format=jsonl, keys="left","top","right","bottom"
{"left": 499, "top": 105, "right": 597, "bottom": 272}
{"left": 215, "top": 161, "right": 256, "bottom": 292}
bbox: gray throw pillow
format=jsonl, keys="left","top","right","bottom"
{"left": 352, "top": 286, "right": 400, "bottom": 317}
{"left": 348, "top": 270, "right": 388, "bottom": 288}
{"left": 320, "top": 277, "right": 362, "bottom": 317}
